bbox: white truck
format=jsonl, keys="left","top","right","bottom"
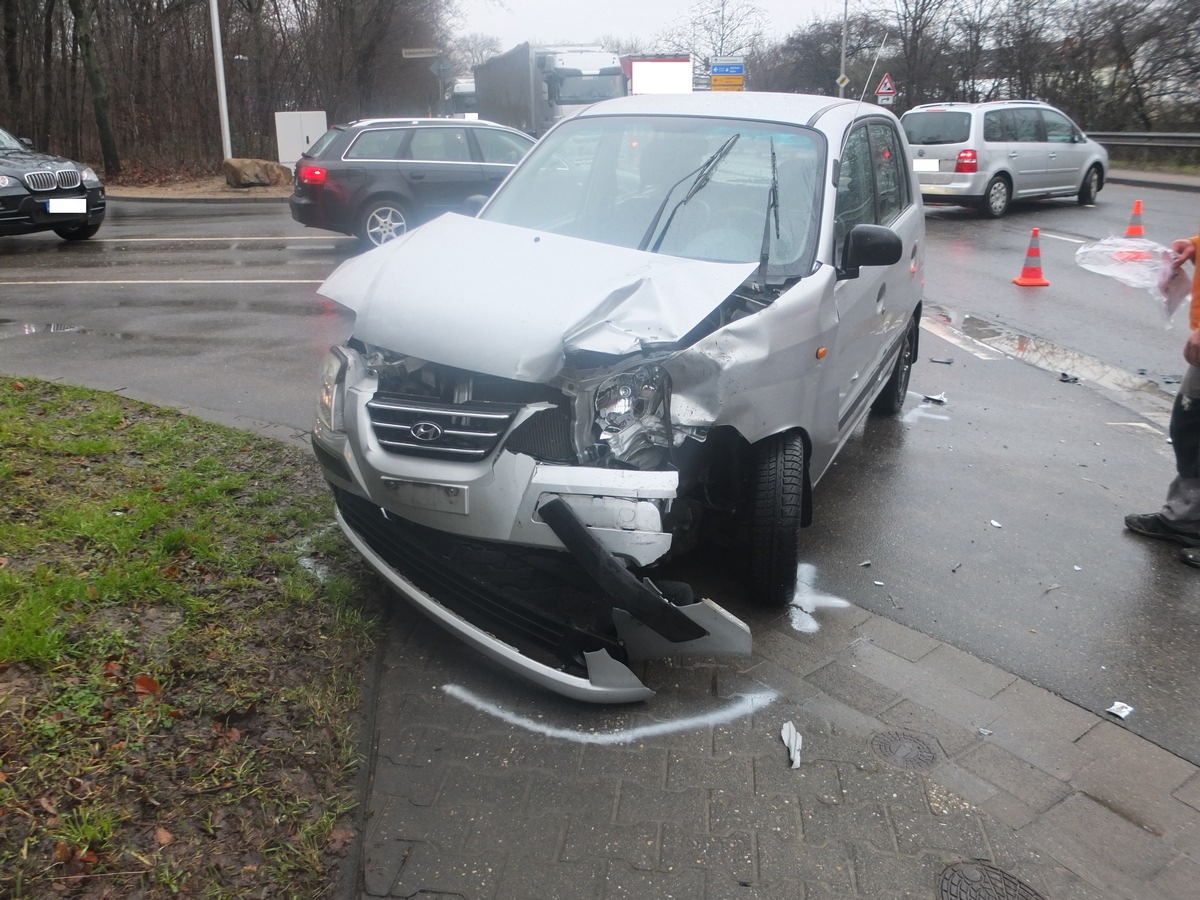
{"left": 620, "top": 54, "right": 694, "bottom": 95}
{"left": 474, "top": 43, "right": 626, "bottom": 137}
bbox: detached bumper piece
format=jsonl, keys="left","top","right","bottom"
{"left": 333, "top": 488, "right": 750, "bottom": 703}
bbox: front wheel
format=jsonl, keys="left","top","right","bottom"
{"left": 977, "top": 176, "right": 1010, "bottom": 219}
{"left": 53, "top": 222, "right": 101, "bottom": 241}
{"left": 748, "top": 431, "right": 806, "bottom": 608}
{"left": 1077, "top": 165, "right": 1101, "bottom": 205}
{"left": 872, "top": 310, "right": 919, "bottom": 416}
{"left": 360, "top": 199, "right": 409, "bottom": 247}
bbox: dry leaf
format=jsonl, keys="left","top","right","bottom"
{"left": 134, "top": 675, "right": 162, "bottom": 698}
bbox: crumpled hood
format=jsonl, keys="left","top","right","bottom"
{"left": 317, "top": 214, "right": 756, "bottom": 382}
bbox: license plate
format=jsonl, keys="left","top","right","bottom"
{"left": 912, "top": 159, "right": 940, "bottom": 173}
{"left": 47, "top": 198, "right": 87, "bottom": 214}
{"left": 380, "top": 477, "right": 468, "bottom": 514}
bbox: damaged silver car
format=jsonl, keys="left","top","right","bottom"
{"left": 311, "top": 93, "right": 925, "bottom": 702}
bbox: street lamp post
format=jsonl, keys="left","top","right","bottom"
{"left": 208, "top": 0, "right": 233, "bottom": 160}
{"left": 838, "top": 0, "right": 848, "bottom": 98}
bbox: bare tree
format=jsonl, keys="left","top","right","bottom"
{"left": 656, "top": 0, "right": 768, "bottom": 75}
{"left": 449, "top": 30, "right": 500, "bottom": 76}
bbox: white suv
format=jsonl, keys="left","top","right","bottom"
{"left": 900, "top": 100, "right": 1108, "bottom": 218}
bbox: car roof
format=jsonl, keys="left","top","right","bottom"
{"left": 904, "top": 100, "right": 1051, "bottom": 113}
{"left": 345, "top": 117, "right": 529, "bottom": 135}
{"left": 572, "top": 92, "right": 870, "bottom": 128}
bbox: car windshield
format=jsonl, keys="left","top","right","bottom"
{"left": 557, "top": 74, "right": 627, "bottom": 106}
{"left": 901, "top": 110, "right": 971, "bottom": 145}
{"left": 0, "top": 127, "right": 24, "bottom": 151}
{"left": 481, "top": 113, "right": 825, "bottom": 274}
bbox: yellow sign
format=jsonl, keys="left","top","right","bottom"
{"left": 710, "top": 82, "right": 745, "bottom": 92}
{"left": 709, "top": 75, "right": 745, "bottom": 87}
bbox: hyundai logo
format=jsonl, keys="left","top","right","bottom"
{"left": 410, "top": 421, "right": 443, "bottom": 442}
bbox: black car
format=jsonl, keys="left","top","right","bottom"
{"left": 0, "top": 127, "right": 106, "bottom": 240}
{"left": 288, "top": 118, "right": 535, "bottom": 247}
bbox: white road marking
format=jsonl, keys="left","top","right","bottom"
{"left": 789, "top": 563, "right": 853, "bottom": 633}
{"left": 443, "top": 683, "right": 777, "bottom": 744}
{"left": 88, "top": 235, "right": 343, "bottom": 243}
{"left": 920, "top": 317, "right": 1006, "bottom": 360}
{"left": 0, "top": 279, "right": 324, "bottom": 285}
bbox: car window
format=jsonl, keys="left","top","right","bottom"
{"left": 834, "top": 125, "right": 874, "bottom": 268}
{"left": 983, "top": 110, "right": 1016, "bottom": 142}
{"left": 900, "top": 111, "right": 970, "bottom": 145}
{"left": 1011, "top": 109, "right": 1042, "bottom": 142}
{"left": 305, "top": 128, "right": 343, "bottom": 159}
{"left": 869, "top": 122, "right": 909, "bottom": 226}
{"left": 344, "top": 128, "right": 405, "bottom": 160}
{"left": 407, "top": 127, "right": 471, "bottom": 162}
{"left": 1041, "top": 109, "right": 1075, "bottom": 143}
{"left": 474, "top": 129, "right": 532, "bottom": 165}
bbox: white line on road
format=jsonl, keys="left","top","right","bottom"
{"left": 1037, "top": 230, "right": 1087, "bottom": 244}
{"left": 90, "top": 235, "right": 345, "bottom": 243}
{"left": 0, "top": 279, "right": 324, "bottom": 285}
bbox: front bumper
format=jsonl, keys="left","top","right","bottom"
{"left": 331, "top": 486, "right": 750, "bottom": 702}
{"left": 0, "top": 186, "right": 105, "bottom": 235}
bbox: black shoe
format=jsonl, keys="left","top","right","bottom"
{"left": 1124, "top": 512, "right": 1200, "bottom": 546}
{"left": 1180, "top": 546, "right": 1200, "bottom": 569}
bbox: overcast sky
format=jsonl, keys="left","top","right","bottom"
{"left": 452, "top": 0, "right": 846, "bottom": 50}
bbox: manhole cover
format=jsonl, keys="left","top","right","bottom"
{"left": 869, "top": 731, "right": 938, "bottom": 770}
{"left": 939, "top": 862, "right": 1047, "bottom": 900}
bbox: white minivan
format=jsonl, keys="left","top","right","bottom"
{"left": 900, "top": 99, "right": 1108, "bottom": 218}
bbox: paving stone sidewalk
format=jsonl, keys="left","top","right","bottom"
{"left": 350, "top": 602, "right": 1199, "bottom": 900}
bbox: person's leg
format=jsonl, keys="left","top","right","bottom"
{"left": 1125, "top": 364, "right": 1200, "bottom": 544}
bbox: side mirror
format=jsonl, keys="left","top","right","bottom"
{"left": 463, "top": 194, "right": 488, "bottom": 216}
{"left": 19, "top": 137, "right": 34, "bottom": 149}
{"left": 838, "top": 224, "right": 903, "bottom": 280}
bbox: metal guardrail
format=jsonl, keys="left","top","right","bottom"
{"left": 1087, "top": 132, "right": 1200, "bottom": 149}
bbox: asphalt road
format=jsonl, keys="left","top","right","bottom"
{"left": 2, "top": 186, "right": 1197, "bottom": 764}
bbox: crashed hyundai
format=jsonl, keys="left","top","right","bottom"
{"left": 311, "top": 93, "right": 925, "bottom": 702}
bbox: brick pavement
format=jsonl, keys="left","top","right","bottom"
{"left": 350, "top": 602, "right": 1199, "bottom": 900}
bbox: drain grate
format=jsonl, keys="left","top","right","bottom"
{"left": 939, "top": 862, "right": 1047, "bottom": 900}
{"left": 869, "top": 731, "right": 938, "bottom": 770}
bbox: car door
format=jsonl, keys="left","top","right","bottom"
{"left": 470, "top": 127, "right": 534, "bottom": 196}
{"left": 831, "top": 119, "right": 922, "bottom": 433}
{"left": 1040, "top": 108, "right": 1088, "bottom": 194}
{"left": 1008, "top": 107, "right": 1049, "bottom": 196}
{"left": 399, "top": 126, "right": 487, "bottom": 219}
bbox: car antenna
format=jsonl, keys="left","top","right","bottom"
{"left": 838, "top": 32, "right": 890, "bottom": 159}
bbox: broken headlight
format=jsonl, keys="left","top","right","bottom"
{"left": 317, "top": 346, "right": 349, "bottom": 432}
{"left": 593, "top": 365, "right": 673, "bottom": 469}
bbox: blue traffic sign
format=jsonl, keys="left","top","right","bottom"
{"left": 711, "top": 63, "right": 744, "bottom": 75}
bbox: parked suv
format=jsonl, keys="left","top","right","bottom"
{"left": 0, "top": 126, "right": 106, "bottom": 240}
{"left": 900, "top": 100, "right": 1107, "bottom": 218}
{"left": 311, "top": 92, "right": 925, "bottom": 701}
{"left": 288, "top": 118, "right": 534, "bottom": 246}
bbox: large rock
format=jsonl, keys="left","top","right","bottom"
{"left": 222, "top": 158, "right": 293, "bottom": 188}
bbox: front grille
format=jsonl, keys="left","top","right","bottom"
{"left": 503, "top": 406, "right": 575, "bottom": 462}
{"left": 367, "top": 393, "right": 522, "bottom": 461}
{"left": 24, "top": 170, "right": 81, "bottom": 191}
{"left": 335, "top": 488, "right": 624, "bottom": 674}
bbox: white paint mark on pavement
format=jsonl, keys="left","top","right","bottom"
{"left": 442, "top": 683, "right": 777, "bottom": 744}
{"left": 789, "top": 563, "right": 852, "bottom": 633}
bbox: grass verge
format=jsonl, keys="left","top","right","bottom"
{"left": 0, "top": 376, "right": 382, "bottom": 898}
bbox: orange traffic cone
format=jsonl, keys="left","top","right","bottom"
{"left": 1013, "top": 227, "right": 1050, "bottom": 287}
{"left": 1125, "top": 200, "right": 1145, "bottom": 237}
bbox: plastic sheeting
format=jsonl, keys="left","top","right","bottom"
{"left": 1075, "top": 236, "right": 1192, "bottom": 322}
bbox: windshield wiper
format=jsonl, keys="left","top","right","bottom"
{"left": 638, "top": 133, "right": 741, "bottom": 253}
{"left": 755, "top": 138, "right": 780, "bottom": 286}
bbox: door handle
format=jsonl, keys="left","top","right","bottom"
{"left": 409, "top": 173, "right": 426, "bottom": 181}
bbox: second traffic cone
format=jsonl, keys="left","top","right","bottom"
{"left": 1013, "top": 227, "right": 1050, "bottom": 287}
{"left": 1125, "top": 199, "right": 1145, "bottom": 237}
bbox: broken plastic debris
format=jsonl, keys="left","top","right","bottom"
{"left": 990, "top": 520, "right": 1002, "bottom": 528}
{"left": 1107, "top": 701, "right": 1134, "bottom": 719}
{"left": 922, "top": 392, "right": 947, "bottom": 404}
{"left": 1073, "top": 565, "right": 1082, "bottom": 571}
{"left": 873, "top": 580, "right": 884, "bottom": 586}
{"left": 930, "top": 357, "right": 954, "bottom": 365}
{"left": 781, "top": 721, "right": 803, "bottom": 768}
{"left": 1059, "top": 372, "right": 1080, "bottom": 383}
{"left": 858, "top": 560, "right": 872, "bottom": 567}
{"left": 978, "top": 728, "right": 993, "bottom": 736}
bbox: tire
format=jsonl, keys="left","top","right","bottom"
{"left": 1077, "top": 165, "right": 1101, "bottom": 205}
{"left": 977, "top": 176, "right": 1010, "bottom": 219}
{"left": 748, "top": 431, "right": 806, "bottom": 608}
{"left": 53, "top": 222, "right": 101, "bottom": 241}
{"left": 360, "top": 199, "right": 409, "bottom": 247}
{"left": 872, "top": 310, "right": 919, "bottom": 416}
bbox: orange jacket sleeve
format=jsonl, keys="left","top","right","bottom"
{"left": 1191, "top": 236, "right": 1200, "bottom": 331}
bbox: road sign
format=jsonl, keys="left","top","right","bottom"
{"left": 836, "top": 74, "right": 850, "bottom": 88}
{"left": 710, "top": 75, "right": 745, "bottom": 87}
{"left": 430, "top": 57, "right": 456, "bottom": 80}
{"left": 402, "top": 48, "right": 440, "bottom": 59}
{"left": 711, "top": 63, "right": 744, "bottom": 76}
{"left": 875, "top": 73, "right": 897, "bottom": 96}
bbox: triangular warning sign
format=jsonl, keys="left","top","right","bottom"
{"left": 875, "top": 73, "right": 896, "bottom": 95}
